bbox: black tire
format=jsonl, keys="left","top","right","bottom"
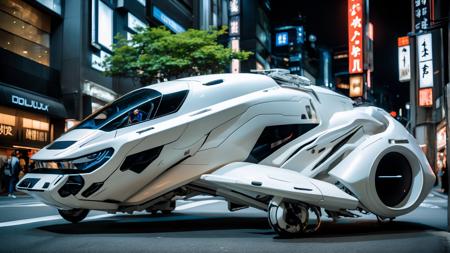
{"left": 58, "top": 208, "right": 90, "bottom": 223}
{"left": 161, "top": 210, "right": 172, "bottom": 215}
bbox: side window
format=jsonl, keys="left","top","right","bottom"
{"left": 245, "top": 124, "right": 319, "bottom": 163}
{"left": 154, "top": 90, "right": 189, "bottom": 118}
{"left": 101, "top": 96, "right": 161, "bottom": 131}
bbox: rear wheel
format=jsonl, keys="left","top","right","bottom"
{"left": 58, "top": 208, "right": 90, "bottom": 223}
{"left": 268, "top": 197, "right": 321, "bottom": 237}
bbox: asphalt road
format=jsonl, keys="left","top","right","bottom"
{"left": 0, "top": 193, "right": 449, "bottom": 253}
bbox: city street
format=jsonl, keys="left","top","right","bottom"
{"left": 0, "top": 193, "right": 448, "bottom": 253}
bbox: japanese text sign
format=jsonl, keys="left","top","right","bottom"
{"left": 417, "top": 33, "right": 433, "bottom": 88}
{"left": 348, "top": 0, "right": 364, "bottom": 74}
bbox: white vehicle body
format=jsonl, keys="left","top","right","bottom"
{"left": 17, "top": 72, "right": 435, "bottom": 235}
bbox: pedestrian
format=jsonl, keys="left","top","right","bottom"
{"left": 0, "top": 155, "right": 6, "bottom": 193}
{"left": 442, "top": 153, "right": 448, "bottom": 194}
{"left": 5, "top": 151, "right": 20, "bottom": 198}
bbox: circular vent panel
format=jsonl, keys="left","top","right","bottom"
{"left": 375, "top": 152, "right": 413, "bottom": 207}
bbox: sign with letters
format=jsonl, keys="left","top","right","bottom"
{"left": 413, "top": 0, "right": 430, "bottom": 32}
{"left": 11, "top": 95, "right": 49, "bottom": 112}
{"left": 153, "top": 6, "right": 185, "bottom": 34}
{"left": 348, "top": 0, "right": 364, "bottom": 74}
{"left": 397, "top": 36, "right": 411, "bottom": 82}
{"left": 275, "top": 32, "right": 288, "bottom": 47}
{"left": 0, "top": 123, "right": 15, "bottom": 138}
{"left": 417, "top": 33, "right": 433, "bottom": 88}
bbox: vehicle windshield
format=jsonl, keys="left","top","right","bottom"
{"left": 73, "top": 89, "right": 162, "bottom": 130}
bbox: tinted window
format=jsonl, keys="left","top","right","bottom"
{"left": 245, "top": 124, "right": 318, "bottom": 163}
{"left": 73, "top": 89, "right": 161, "bottom": 130}
{"left": 154, "top": 90, "right": 189, "bottom": 118}
{"left": 101, "top": 96, "right": 161, "bottom": 131}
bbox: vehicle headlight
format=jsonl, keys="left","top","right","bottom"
{"left": 34, "top": 148, "right": 114, "bottom": 173}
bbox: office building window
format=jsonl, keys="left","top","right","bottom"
{"left": 0, "top": 0, "right": 51, "bottom": 66}
{"left": 98, "top": 0, "right": 113, "bottom": 50}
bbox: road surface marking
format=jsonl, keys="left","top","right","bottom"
{"left": 0, "top": 203, "right": 48, "bottom": 208}
{"left": 0, "top": 213, "right": 120, "bottom": 228}
{"left": 0, "top": 199, "right": 223, "bottom": 227}
{"left": 419, "top": 203, "right": 440, "bottom": 209}
{"left": 0, "top": 215, "right": 62, "bottom": 228}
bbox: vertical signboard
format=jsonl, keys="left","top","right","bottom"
{"left": 348, "top": 0, "right": 364, "bottom": 74}
{"left": 413, "top": 0, "right": 430, "bottom": 33}
{"left": 398, "top": 36, "right": 411, "bottom": 82}
{"left": 229, "top": 0, "right": 240, "bottom": 73}
{"left": 417, "top": 33, "right": 433, "bottom": 88}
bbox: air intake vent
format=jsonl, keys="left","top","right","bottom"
{"left": 375, "top": 152, "right": 412, "bottom": 207}
{"left": 18, "top": 178, "right": 40, "bottom": 188}
{"left": 47, "top": 141, "right": 77, "bottom": 150}
{"left": 203, "top": 79, "right": 223, "bottom": 86}
{"left": 120, "top": 146, "right": 163, "bottom": 173}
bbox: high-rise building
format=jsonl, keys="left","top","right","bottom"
{"left": 0, "top": 0, "right": 66, "bottom": 157}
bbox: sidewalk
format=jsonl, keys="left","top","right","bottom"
{"left": 432, "top": 186, "right": 448, "bottom": 199}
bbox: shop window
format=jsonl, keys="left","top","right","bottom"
{"left": 0, "top": 0, "right": 51, "bottom": 66}
{"left": 0, "top": 0, "right": 51, "bottom": 32}
{"left": 22, "top": 118, "right": 49, "bottom": 131}
{"left": 0, "top": 112, "right": 16, "bottom": 126}
{"left": 0, "top": 112, "right": 16, "bottom": 138}
{"left": 22, "top": 117, "right": 49, "bottom": 142}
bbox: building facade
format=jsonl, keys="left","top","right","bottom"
{"left": 0, "top": 0, "right": 66, "bottom": 161}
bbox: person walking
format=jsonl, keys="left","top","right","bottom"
{"left": 5, "top": 152, "right": 20, "bottom": 198}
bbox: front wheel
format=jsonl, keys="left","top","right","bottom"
{"left": 58, "top": 208, "right": 90, "bottom": 223}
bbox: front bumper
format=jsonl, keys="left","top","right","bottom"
{"left": 16, "top": 173, "right": 119, "bottom": 211}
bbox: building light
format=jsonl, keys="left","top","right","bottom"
{"left": 349, "top": 75, "right": 363, "bottom": 97}
{"left": 82, "top": 80, "right": 117, "bottom": 103}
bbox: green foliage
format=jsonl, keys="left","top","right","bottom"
{"left": 103, "top": 26, "right": 252, "bottom": 84}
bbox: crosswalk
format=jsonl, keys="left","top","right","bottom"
{"left": 0, "top": 192, "right": 447, "bottom": 228}
{"left": 0, "top": 198, "right": 225, "bottom": 228}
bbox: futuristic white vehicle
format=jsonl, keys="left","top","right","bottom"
{"left": 17, "top": 70, "right": 435, "bottom": 236}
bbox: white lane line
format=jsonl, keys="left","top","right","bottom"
{"left": 0, "top": 215, "right": 62, "bottom": 228}
{"left": 0, "top": 213, "right": 118, "bottom": 228}
{"left": 420, "top": 203, "right": 440, "bottom": 209}
{"left": 175, "top": 199, "right": 222, "bottom": 211}
{"left": 0, "top": 203, "right": 48, "bottom": 208}
{"left": 0, "top": 199, "right": 224, "bottom": 228}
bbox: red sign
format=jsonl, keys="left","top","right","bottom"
{"left": 419, "top": 88, "right": 433, "bottom": 107}
{"left": 397, "top": 36, "right": 409, "bottom": 47}
{"left": 348, "top": 0, "right": 363, "bottom": 74}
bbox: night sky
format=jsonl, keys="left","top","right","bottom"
{"left": 271, "top": 0, "right": 412, "bottom": 111}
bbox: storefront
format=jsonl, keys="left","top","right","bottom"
{"left": 0, "top": 82, "right": 66, "bottom": 172}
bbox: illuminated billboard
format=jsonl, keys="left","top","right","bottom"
{"left": 418, "top": 88, "right": 432, "bottom": 107}
{"left": 275, "top": 32, "right": 288, "bottom": 47}
{"left": 398, "top": 36, "right": 411, "bottom": 82}
{"left": 348, "top": 0, "right": 363, "bottom": 74}
{"left": 349, "top": 75, "right": 363, "bottom": 97}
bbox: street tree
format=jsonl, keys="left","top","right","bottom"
{"left": 103, "top": 26, "right": 252, "bottom": 84}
